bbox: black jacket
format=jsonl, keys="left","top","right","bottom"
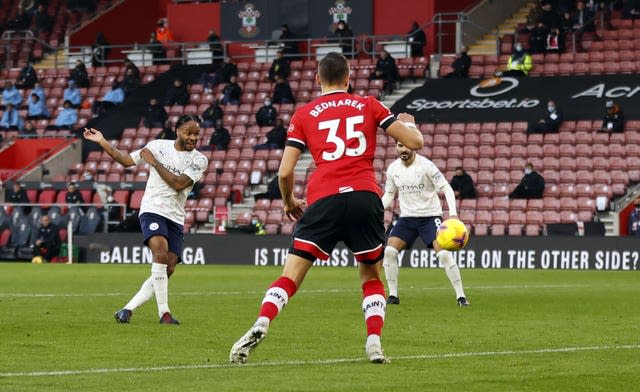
{"left": 268, "top": 58, "right": 291, "bottom": 81}
{"left": 65, "top": 190, "right": 84, "bottom": 204}
{"left": 509, "top": 171, "right": 545, "bottom": 199}
{"left": 255, "top": 105, "right": 277, "bottom": 127}
{"left": 218, "top": 62, "right": 239, "bottom": 84}
{"left": 450, "top": 172, "right": 476, "bottom": 199}
{"left": 266, "top": 125, "right": 287, "bottom": 149}
{"left": 272, "top": 81, "right": 295, "bottom": 104}
{"left": 221, "top": 83, "right": 242, "bottom": 103}
{"left": 7, "top": 188, "right": 29, "bottom": 203}
{"left": 452, "top": 53, "right": 472, "bottom": 77}
{"left": 209, "top": 127, "right": 230, "bottom": 149}
{"left": 36, "top": 223, "right": 61, "bottom": 249}
{"left": 70, "top": 65, "right": 90, "bottom": 88}
{"left": 202, "top": 104, "right": 223, "bottom": 124}
{"left": 143, "top": 103, "right": 168, "bottom": 126}
{"left": 602, "top": 108, "right": 625, "bottom": 133}
{"left": 165, "top": 85, "right": 189, "bottom": 106}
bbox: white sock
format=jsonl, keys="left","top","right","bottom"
{"left": 366, "top": 334, "right": 381, "bottom": 347}
{"left": 151, "top": 262, "right": 170, "bottom": 317}
{"left": 438, "top": 250, "right": 466, "bottom": 299}
{"left": 382, "top": 246, "right": 399, "bottom": 297}
{"left": 124, "top": 276, "right": 154, "bottom": 311}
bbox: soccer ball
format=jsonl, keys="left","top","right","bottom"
{"left": 435, "top": 218, "right": 469, "bottom": 251}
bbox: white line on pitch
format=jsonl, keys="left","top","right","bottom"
{"left": 1, "top": 344, "right": 638, "bottom": 378}
{"left": 0, "top": 284, "right": 586, "bottom": 298}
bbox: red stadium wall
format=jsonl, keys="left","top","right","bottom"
{"left": 69, "top": 1, "right": 166, "bottom": 58}
{"left": 619, "top": 203, "right": 635, "bottom": 235}
{"left": 0, "top": 139, "right": 70, "bottom": 180}
{"left": 167, "top": 2, "right": 221, "bottom": 43}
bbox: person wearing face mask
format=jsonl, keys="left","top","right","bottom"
{"left": 509, "top": 163, "right": 545, "bottom": 199}
{"left": 501, "top": 42, "right": 532, "bottom": 77}
{"left": 255, "top": 97, "right": 277, "bottom": 127}
{"left": 600, "top": 100, "right": 625, "bottom": 133}
{"left": 628, "top": 199, "right": 640, "bottom": 236}
{"left": 527, "top": 99, "right": 563, "bottom": 134}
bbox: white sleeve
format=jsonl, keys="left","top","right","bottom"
{"left": 129, "top": 149, "right": 143, "bottom": 165}
{"left": 440, "top": 183, "right": 458, "bottom": 217}
{"left": 382, "top": 165, "right": 397, "bottom": 209}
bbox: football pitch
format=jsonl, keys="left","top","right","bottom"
{"left": 0, "top": 263, "right": 638, "bottom": 391}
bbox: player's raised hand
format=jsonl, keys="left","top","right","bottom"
{"left": 83, "top": 128, "right": 104, "bottom": 143}
{"left": 396, "top": 112, "right": 416, "bottom": 124}
{"left": 284, "top": 198, "right": 305, "bottom": 221}
{"left": 139, "top": 148, "right": 158, "bottom": 166}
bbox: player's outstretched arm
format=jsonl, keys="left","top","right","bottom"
{"left": 386, "top": 113, "right": 424, "bottom": 150}
{"left": 83, "top": 128, "right": 135, "bottom": 167}
{"left": 139, "top": 148, "right": 194, "bottom": 192}
{"left": 278, "top": 146, "right": 305, "bottom": 220}
{"left": 440, "top": 183, "right": 458, "bottom": 218}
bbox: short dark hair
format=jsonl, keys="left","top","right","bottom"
{"left": 318, "top": 52, "right": 349, "bottom": 86}
{"left": 175, "top": 114, "right": 201, "bottom": 131}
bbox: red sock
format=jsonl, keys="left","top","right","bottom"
{"left": 259, "top": 276, "right": 298, "bottom": 321}
{"left": 362, "top": 279, "right": 386, "bottom": 336}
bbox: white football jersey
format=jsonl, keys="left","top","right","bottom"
{"left": 131, "top": 139, "right": 208, "bottom": 225}
{"left": 384, "top": 154, "right": 448, "bottom": 217}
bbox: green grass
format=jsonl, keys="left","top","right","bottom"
{"left": 0, "top": 263, "right": 638, "bottom": 391}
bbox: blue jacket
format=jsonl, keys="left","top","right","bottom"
{"left": 31, "top": 86, "right": 46, "bottom": 102}
{"left": 103, "top": 88, "right": 124, "bottom": 104}
{"left": 629, "top": 209, "right": 640, "bottom": 236}
{"left": 28, "top": 98, "right": 50, "bottom": 117}
{"left": 54, "top": 107, "right": 78, "bottom": 127}
{"left": 64, "top": 87, "right": 82, "bottom": 106}
{"left": 0, "top": 108, "right": 24, "bottom": 129}
{"left": 2, "top": 87, "right": 22, "bottom": 106}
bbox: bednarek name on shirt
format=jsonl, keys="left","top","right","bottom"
{"left": 310, "top": 99, "right": 365, "bottom": 117}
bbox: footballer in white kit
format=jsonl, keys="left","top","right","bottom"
{"left": 381, "top": 141, "right": 470, "bottom": 306}
{"left": 83, "top": 115, "right": 207, "bottom": 324}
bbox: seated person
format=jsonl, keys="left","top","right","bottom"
{"left": 370, "top": 50, "right": 398, "bottom": 95}
{"left": 600, "top": 100, "right": 625, "bottom": 133}
{"left": 272, "top": 76, "right": 295, "bottom": 104}
{"left": 47, "top": 100, "right": 77, "bottom": 130}
{"left": 27, "top": 93, "right": 50, "bottom": 120}
{"left": 63, "top": 80, "right": 82, "bottom": 108}
{"left": 449, "top": 167, "right": 476, "bottom": 199}
{"left": 21, "top": 120, "right": 37, "bottom": 136}
{"left": 142, "top": 98, "right": 167, "bottom": 128}
{"left": 30, "top": 82, "right": 46, "bottom": 102}
{"left": 148, "top": 32, "right": 166, "bottom": 64}
{"left": 1, "top": 82, "right": 23, "bottom": 109}
{"left": 201, "top": 98, "right": 224, "bottom": 128}
{"left": 6, "top": 182, "right": 29, "bottom": 203}
{"left": 254, "top": 118, "right": 286, "bottom": 150}
{"left": 155, "top": 125, "right": 177, "bottom": 140}
{"left": 509, "top": 163, "right": 545, "bottom": 199}
{"left": 34, "top": 215, "right": 61, "bottom": 262}
{"left": 70, "top": 60, "right": 90, "bottom": 88}
{"left": 121, "top": 66, "right": 141, "bottom": 96}
{"left": 444, "top": 46, "right": 471, "bottom": 78}
{"left": 0, "top": 103, "right": 24, "bottom": 130}
{"left": 164, "top": 79, "right": 189, "bottom": 106}
{"left": 527, "top": 100, "right": 563, "bottom": 134}
{"left": 200, "top": 56, "right": 239, "bottom": 93}
{"left": 92, "top": 80, "right": 125, "bottom": 116}
{"left": 267, "top": 50, "right": 291, "bottom": 82}
{"left": 501, "top": 43, "right": 533, "bottom": 77}
{"left": 15, "top": 61, "right": 38, "bottom": 90}
{"left": 65, "top": 182, "right": 84, "bottom": 204}
{"left": 209, "top": 119, "right": 230, "bottom": 150}
{"left": 255, "top": 97, "right": 277, "bottom": 126}
{"left": 220, "top": 75, "right": 242, "bottom": 105}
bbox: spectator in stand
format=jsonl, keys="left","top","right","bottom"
{"left": 509, "top": 163, "right": 545, "bottom": 199}
{"left": 92, "top": 80, "right": 124, "bottom": 116}
{"left": 7, "top": 6, "right": 31, "bottom": 30}
{"left": 254, "top": 175, "right": 282, "bottom": 201}
{"left": 444, "top": 46, "right": 471, "bottom": 78}
{"left": 209, "top": 119, "right": 230, "bottom": 150}
{"left": 7, "top": 182, "right": 29, "bottom": 204}
{"left": 529, "top": 22, "right": 549, "bottom": 54}
{"left": 155, "top": 19, "right": 174, "bottom": 47}
{"left": 370, "top": 49, "right": 398, "bottom": 96}
{"left": 47, "top": 100, "right": 77, "bottom": 130}
{"left": 254, "top": 118, "right": 286, "bottom": 150}
{"left": 623, "top": 0, "right": 640, "bottom": 19}
{"left": 0, "top": 103, "right": 24, "bottom": 130}
{"left": 65, "top": 181, "right": 84, "bottom": 204}
{"left": 272, "top": 75, "right": 295, "bottom": 104}
{"left": 267, "top": 50, "right": 291, "bottom": 82}
{"left": 30, "top": 82, "right": 45, "bottom": 102}
{"left": 63, "top": 80, "right": 82, "bottom": 108}
{"left": 154, "top": 124, "right": 177, "bottom": 140}
{"left": 15, "top": 61, "right": 38, "bottom": 90}
{"left": 255, "top": 97, "right": 277, "bottom": 126}
{"left": 142, "top": 98, "right": 167, "bottom": 129}
{"left": 502, "top": 43, "right": 533, "bottom": 77}
{"left": 164, "top": 79, "right": 189, "bottom": 106}
{"left": 450, "top": 167, "right": 477, "bottom": 199}
{"left": 70, "top": 60, "right": 90, "bottom": 88}
{"left": 33, "top": 4, "right": 52, "bottom": 34}
{"left": 207, "top": 29, "right": 223, "bottom": 61}
{"left": 27, "top": 93, "right": 49, "bottom": 119}
{"left": 572, "top": 0, "right": 595, "bottom": 51}
{"left": 220, "top": 75, "right": 241, "bottom": 105}
{"left": 91, "top": 32, "right": 110, "bottom": 68}
{"left": 546, "top": 27, "right": 563, "bottom": 53}
{"left": 123, "top": 59, "right": 140, "bottom": 79}
{"left": 333, "top": 20, "right": 354, "bottom": 57}
{"left": 560, "top": 11, "right": 574, "bottom": 33}
{"left": 200, "top": 56, "right": 238, "bottom": 93}
{"left": 21, "top": 120, "right": 37, "bottom": 136}
{"left": 527, "top": 99, "right": 563, "bottom": 134}
{"left": 34, "top": 215, "right": 61, "bottom": 262}
{"left": 407, "top": 21, "right": 427, "bottom": 58}
{"left": 278, "top": 24, "right": 298, "bottom": 57}
{"left": 121, "top": 67, "right": 141, "bottom": 96}
{"left": 600, "top": 100, "right": 625, "bottom": 133}
{"left": 1, "top": 82, "right": 23, "bottom": 109}
{"left": 201, "top": 98, "right": 224, "bottom": 128}
{"left": 628, "top": 198, "right": 640, "bottom": 236}
{"left": 148, "top": 32, "right": 166, "bottom": 64}
{"left": 538, "top": 1, "right": 561, "bottom": 30}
